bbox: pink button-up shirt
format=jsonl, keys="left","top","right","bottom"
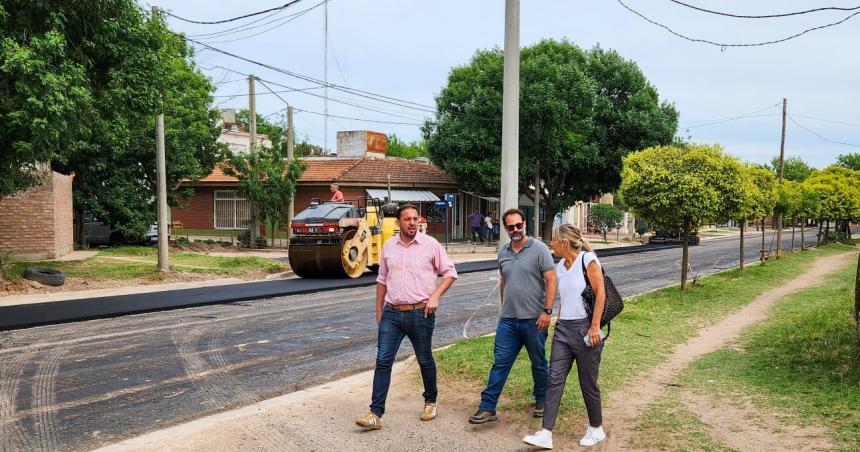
{"left": 376, "top": 232, "right": 458, "bottom": 305}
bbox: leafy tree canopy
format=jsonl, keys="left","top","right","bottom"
{"left": 387, "top": 134, "right": 429, "bottom": 159}
{"left": 836, "top": 152, "right": 860, "bottom": 171}
{"left": 588, "top": 203, "right": 623, "bottom": 243}
{"left": 424, "top": 40, "right": 678, "bottom": 229}
{"left": 804, "top": 165, "right": 860, "bottom": 221}
{"left": 769, "top": 156, "right": 814, "bottom": 182}
{"left": 1, "top": 0, "right": 222, "bottom": 238}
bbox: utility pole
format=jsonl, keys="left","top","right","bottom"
{"left": 155, "top": 109, "right": 169, "bottom": 272}
{"left": 533, "top": 162, "right": 540, "bottom": 239}
{"left": 152, "top": 6, "right": 169, "bottom": 273}
{"left": 500, "top": 0, "right": 520, "bottom": 248}
{"left": 249, "top": 75, "right": 259, "bottom": 248}
{"left": 323, "top": 1, "right": 329, "bottom": 154}
{"left": 286, "top": 106, "right": 295, "bottom": 243}
{"left": 776, "top": 97, "right": 787, "bottom": 258}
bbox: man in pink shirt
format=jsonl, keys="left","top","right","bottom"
{"left": 356, "top": 203, "right": 458, "bottom": 430}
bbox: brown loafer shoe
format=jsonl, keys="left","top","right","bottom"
{"left": 420, "top": 402, "right": 437, "bottom": 421}
{"left": 356, "top": 412, "right": 382, "bottom": 430}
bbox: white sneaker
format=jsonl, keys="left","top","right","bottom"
{"left": 522, "top": 428, "right": 553, "bottom": 449}
{"left": 579, "top": 426, "right": 606, "bottom": 447}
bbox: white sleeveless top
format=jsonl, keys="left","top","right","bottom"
{"left": 555, "top": 251, "right": 601, "bottom": 320}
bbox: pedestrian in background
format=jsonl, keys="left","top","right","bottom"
{"left": 356, "top": 203, "right": 458, "bottom": 430}
{"left": 484, "top": 213, "right": 495, "bottom": 242}
{"left": 468, "top": 209, "right": 484, "bottom": 243}
{"left": 469, "top": 208, "right": 557, "bottom": 425}
{"left": 523, "top": 224, "right": 606, "bottom": 449}
{"left": 330, "top": 183, "right": 344, "bottom": 201}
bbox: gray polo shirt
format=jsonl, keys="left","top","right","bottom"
{"left": 498, "top": 237, "right": 555, "bottom": 319}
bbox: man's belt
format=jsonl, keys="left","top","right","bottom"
{"left": 386, "top": 302, "right": 427, "bottom": 311}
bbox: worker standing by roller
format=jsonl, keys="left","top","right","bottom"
{"left": 356, "top": 203, "right": 458, "bottom": 430}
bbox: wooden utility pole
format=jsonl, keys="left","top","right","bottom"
{"left": 248, "top": 75, "right": 258, "bottom": 248}
{"left": 775, "top": 97, "right": 787, "bottom": 258}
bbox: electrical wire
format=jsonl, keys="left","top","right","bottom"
{"left": 788, "top": 114, "right": 860, "bottom": 148}
{"left": 162, "top": 0, "right": 304, "bottom": 25}
{"left": 295, "top": 108, "right": 426, "bottom": 126}
{"left": 197, "top": 2, "right": 324, "bottom": 44}
{"left": 792, "top": 114, "right": 860, "bottom": 128}
{"left": 617, "top": 0, "right": 860, "bottom": 47}
{"left": 679, "top": 103, "right": 781, "bottom": 128}
{"left": 666, "top": 0, "right": 860, "bottom": 19}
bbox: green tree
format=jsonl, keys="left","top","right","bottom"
{"left": 793, "top": 182, "right": 820, "bottom": 250}
{"left": 2, "top": 1, "right": 223, "bottom": 242}
{"left": 222, "top": 147, "right": 305, "bottom": 247}
{"left": 588, "top": 204, "right": 623, "bottom": 243}
{"left": 424, "top": 40, "right": 678, "bottom": 237}
{"left": 777, "top": 180, "right": 801, "bottom": 251}
{"left": 725, "top": 165, "right": 758, "bottom": 269}
{"left": 387, "top": 134, "right": 429, "bottom": 159}
{"left": 804, "top": 166, "right": 860, "bottom": 243}
{"left": 836, "top": 153, "right": 860, "bottom": 171}
{"left": 618, "top": 143, "right": 744, "bottom": 289}
{"left": 746, "top": 165, "right": 778, "bottom": 259}
{"left": 769, "top": 156, "right": 814, "bottom": 182}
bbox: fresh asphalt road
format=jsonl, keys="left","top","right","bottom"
{"left": 0, "top": 231, "right": 831, "bottom": 450}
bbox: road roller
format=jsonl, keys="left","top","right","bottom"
{"left": 288, "top": 198, "right": 427, "bottom": 278}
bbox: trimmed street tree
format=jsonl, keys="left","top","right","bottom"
{"left": 618, "top": 143, "right": 744, "bottom": 289}
{"left": 746, "top": 165, "right": 777, "bottom": 260}
{"left": 588, "top": 203, "right": 624, "bottom": 243}
{"left": 2, "top": 1, "right": 222, "bottom": 243}
{"left": 424, "top": 39, "right": 678, "bottom": 237}
{"left": 804, "top": 166, "right": 860, "bottom": 243}
{"left": 777, "top": 180, "right": 801, "bottom": 252}
{"left": 837, "top": 152, "right": 860, "bottom": 171}
{"left": 793, "top": 183, "right": 820, "bottom": 251}
{"left": 725, "top": 164, "right": 758, "bottom": 269}
{"left": 769, "top": 156, "right": 814, "bottom": 182}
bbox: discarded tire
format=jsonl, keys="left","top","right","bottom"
{"left": 23, "top": 267, "right": 65, "bottom": 287}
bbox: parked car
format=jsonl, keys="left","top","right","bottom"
{"left": 145, "top": 224, "right": 158, "bottom": 244}
{"left": 84, "top": 213, "right": 157, "bottom": 246}
{"left": 648, "top": 230, "right": 700, "bottom": 245}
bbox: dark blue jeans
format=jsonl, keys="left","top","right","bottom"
{"left": 370, "top": 306, "right": 436, "bottom": 417}
{"left": 479, "top": 317, "right": 549, "bottom": 413}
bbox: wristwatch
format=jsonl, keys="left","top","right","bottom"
{"left": 542, "top": 308, "right": 552, "bottom": 315}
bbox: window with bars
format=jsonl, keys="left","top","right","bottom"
{"left": 214, "top": 190, "right": 250, "bottom": 229}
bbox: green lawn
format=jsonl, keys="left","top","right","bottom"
{"left": 9, "top": 246, "right": 286, "bottom": 281}
{"left": 679, "top": 258, "right": 860, "bottom": 450}
{"left": 434, "top": 243, "right": 858, "bottom": 433}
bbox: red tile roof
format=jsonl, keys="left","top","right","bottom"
{"left": 190, "top": 157, "right": 457, "bottom": 188}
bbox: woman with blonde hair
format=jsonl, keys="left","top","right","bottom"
{"left": 523, "top": 224, "right": 606, "bottom": 449}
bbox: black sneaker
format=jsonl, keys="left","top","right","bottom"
{"left": 468, "top": 410, "right": 499, "bottom": 424}
{"left": 533, "top": 403, "right": 544, "bottom": 418}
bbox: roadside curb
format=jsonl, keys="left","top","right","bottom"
{"left": 0, "top": 243, "right": 683, "bottom": 330}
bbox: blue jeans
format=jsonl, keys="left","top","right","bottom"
{"left": 370, "top": 306, "right": 437, "bottom": 417}
{"left": 479, "top": 317, "right": 549, "bottom": 413}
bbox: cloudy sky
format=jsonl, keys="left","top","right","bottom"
{"left": 152, "top": 0, "right": 860, "bottom": 168}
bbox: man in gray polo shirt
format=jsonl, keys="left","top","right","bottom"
{"left": 469, "top": 208, "right": 557, "bottom": 424}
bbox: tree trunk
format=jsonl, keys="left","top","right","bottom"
{"left": 761, "top": 218, "right": 766, "bottom": 262}
{"left": 739, "top": 221, "right": 745, "bottom": 270}
{"left": 791, "top": 219, "right": 796, "bottom": 252}
{"left": 681, "top": 218, "right": 690, "bottom": 290}
{"left": 775, "top": 212, "right": 782, "bottom": 259}
{"left": 801, "top": 220, "right": 806, "bottom": 251}
{"left": 542, "top": 206, "right": 558, "bottom": 241}
{"left": 817, "top": 221, "right": 823, "bottom": 246}
{"left": 74, "top": 203, "right": 86, "bottom": 248}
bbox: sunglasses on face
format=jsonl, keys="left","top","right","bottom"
{"left": 505, "top": 222, "right": 524, "bottom": 231}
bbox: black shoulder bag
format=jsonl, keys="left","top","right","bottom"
{"left": 581, "top": 253, "right": 624, "bottom": 339}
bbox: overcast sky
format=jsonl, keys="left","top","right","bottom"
{"left": 152, "top": 0, "right": 860, "bottom": 168}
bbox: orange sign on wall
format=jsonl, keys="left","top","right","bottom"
{"left": 366, "top": 131, "right": 388, "bottom": 153}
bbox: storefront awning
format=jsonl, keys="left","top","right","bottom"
{"left": 366, "top": 189, "right": 440, "bottom": 202}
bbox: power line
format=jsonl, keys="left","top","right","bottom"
{"left": 788, "top": 114, "right": 860, "bottom": 148}
{"left": 666, "top": 0, "right": 860, "bottom": 19}
{"left": 679, "top": 103, "right": 781, "bottom": 128}
{"left": 792, "top": 114, "right": 860, "bottom": 128}
{"left": 196, "top": 2, "right": 325, "bottom": 44}
{"left": 295, "top": 108, "right": 426, "bottom": 126}
{"left": 163, "top": 0, "right": 304, "bottom": 25}
{"left": 186, "top": 39, "right": 437, "bottom": 111}
{"left": 617, "top": 0, "right": 860, "bottom": 47}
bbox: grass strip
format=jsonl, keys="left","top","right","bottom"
{"left": 680, "top": 255, "right": 860, "bottom": 450}
{"left": 435, "top": 243, "right": 857, "bottom": 432}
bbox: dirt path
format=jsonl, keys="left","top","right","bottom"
{"left": 97, "top": 251, "right": 856, "bottom": 452}
{"left": 599, "top": 251, "right": 855, "bottom": 451}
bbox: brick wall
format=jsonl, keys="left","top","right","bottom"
{"left": 0, "top": 171, "right": 74, "bottom": 260}
{"left": 172, "top": 189, "right": 215, "bottom": 229}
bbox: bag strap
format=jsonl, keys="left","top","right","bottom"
{"left": 581, "top": 252, "right": 592, "bottom": 289}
